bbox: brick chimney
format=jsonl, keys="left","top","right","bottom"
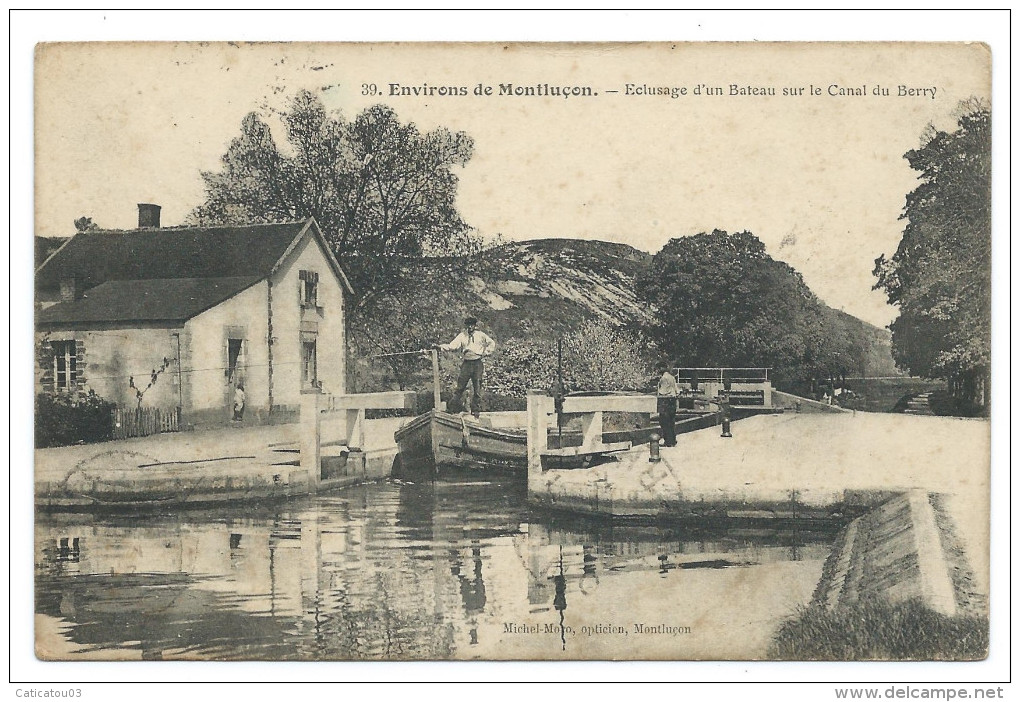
{"left": 137, "top": 203, "right": 161, "bottom": 229}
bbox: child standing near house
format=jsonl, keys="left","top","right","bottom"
{"left": 233, "top": 382, "right": 246, "bottom": 422}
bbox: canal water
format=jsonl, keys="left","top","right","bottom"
{"left": 35, "top": 479, "right": 835, "bottom": 661}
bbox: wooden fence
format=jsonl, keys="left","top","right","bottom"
{"left": 112, "top": 406, "right": 182, "bottom": 440}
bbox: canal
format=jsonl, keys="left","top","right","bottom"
{"left": 35, "top": 479, "right": 836, "bottom": 660}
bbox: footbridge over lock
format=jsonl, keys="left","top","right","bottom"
{"left": 674, "top": 367, "right": 773, "bottom": 408}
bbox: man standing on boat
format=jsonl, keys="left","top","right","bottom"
{"left": 438, "top": 316, "right": 495, "bottom": 418}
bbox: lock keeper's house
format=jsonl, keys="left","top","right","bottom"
{"left": 35, "top": 206, "right": 353, "bottom": 426}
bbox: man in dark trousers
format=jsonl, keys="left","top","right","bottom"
{"left": 656, "top": 363, "right": 679, "bottom": 447}
{"left": 439, "top": 316, "right": 496, "bottom": 418}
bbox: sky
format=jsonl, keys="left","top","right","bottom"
{"left": 33, "top": 40, "right": 989, "bottom": 328}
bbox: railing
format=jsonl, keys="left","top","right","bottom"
{"left": 527, "top": 393, "right": 656, "bottom": 477}
{"left": 302, "top": 390, "right": 416, "bottom": 482}
{"left": 112, "top": 405, "right": 181, "bottom": 440}
{"left": 674, "top": 367, "right": 771, "bottom": 384}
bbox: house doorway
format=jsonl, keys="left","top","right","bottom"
{"left": 225, "top": 334, "right": 246, "bottom": 412}
{"left": 301, "top": 338, "right": 318, "bottom": 389}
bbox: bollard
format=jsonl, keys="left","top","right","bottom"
{"left": 721, "top": 415, "right": 732, "bottom": 438}
{"left": 719, "top": 397, "right": 733, "bottom": 438}
{"left": 649, "top": 433, "right": 661, "bottom": 462}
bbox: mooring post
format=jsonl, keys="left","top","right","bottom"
{"left": 579, "top": 410, "right": 603, "bottom": 451}
{"left": 430, "top": 348, "right": 444, "bottom": 411}
{"left": 344, "top": 407, "right": 366, "bottom": 451}
{"left": 526, "top": 390, "right": 554, "bottom": 496}
{"left": 300, "top": 389, "right": 323, "bottom": 490}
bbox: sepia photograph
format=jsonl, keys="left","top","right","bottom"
{"left": 12, "top": 9, "right": 1008, "bottom": 692}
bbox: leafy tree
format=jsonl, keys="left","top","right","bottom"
{"left": 350, "top": 269, "right": 478, "bottom": 391}
{"left": 74, "top": 216, "right": 99, "bottom": 232}
{"left": 635, "top": 230, "right": 867, "bottom": 391}
{"left": 191, "top": 91, "right": 507, "bottom": 392}
{"left": 873, "top": 103, "right": 991, "bottom": 406}
{"left": 191, "top": 90, "right": 480, "bottom": 308}
{"left": 485, "top": 338, "right": 557, "bottom": 399}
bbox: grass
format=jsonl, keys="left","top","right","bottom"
{"left": 767, "top": 599, "right": 988, "bottom": 661}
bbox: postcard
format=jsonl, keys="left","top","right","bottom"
{"left": 31, "top": 40, "right": 991, "bottom": 664}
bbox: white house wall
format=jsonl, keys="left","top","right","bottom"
{"left": 269, "top": 231, "right": 347, "bottom": 407}
{"left": 185, "top": 281, "right": 270, "bottom": 419}
{"left": 39, "top": 326, "right": 183, "bottom": 410}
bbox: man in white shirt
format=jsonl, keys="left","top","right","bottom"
{"left": 656, "top": 363, "right": 679, "bottom": 447}
{"left": 439, "top": 316, "right": 495, "bottom": 417}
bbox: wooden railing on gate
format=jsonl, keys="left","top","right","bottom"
{"left": 301, "top": 390, "right": 417, "bottom": 483}
{"left": 112, "top": 406, "right": 182, "bottom": 440}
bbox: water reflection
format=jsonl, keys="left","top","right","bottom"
{"left": 36, "top": 479, "right": 835, "bottom": 660}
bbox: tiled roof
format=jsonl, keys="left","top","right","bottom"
{"left": 36, "top": 220, "right": 310, "bottom": 291}
{"left": 37, "top": 277, "right": 263, "bottom": 326}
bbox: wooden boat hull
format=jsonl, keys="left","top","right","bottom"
{"left": 393, "top": 410, "right": 528, "bottom": 479}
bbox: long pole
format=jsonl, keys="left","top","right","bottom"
{"left": 369, "top": 348, "right": 430, "bottom": 359}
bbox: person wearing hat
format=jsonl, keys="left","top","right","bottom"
{"left": 438, "top": 316, "right": 496, "bottom": 417}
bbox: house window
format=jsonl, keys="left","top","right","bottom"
{"left": 302, "top": 340, "right": 318, "bottom": 387}
{"left": 299, "top": 270, "right": 319, "bottom": 308}
{"left": 52, "top": 340, "right": 77, "bottom": 391}
{"left": 227, "top": 338, "right": 244, "bottom": 382}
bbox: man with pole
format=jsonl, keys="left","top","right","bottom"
{"left": 437, "top": 316, "right": 495, "bottom": 418}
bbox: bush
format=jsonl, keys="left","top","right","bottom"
{"left": 35, "top": 391, "right": 116, "bottom": 448}
{"left": 487, "top": 319, "right": 656, "bottom": 398}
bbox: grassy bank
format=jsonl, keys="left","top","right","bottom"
{"left": 768, "top": 599, "right": 988, "bottom": 660}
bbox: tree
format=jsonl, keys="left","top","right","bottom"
{"left": 349, "top": 268, "right": 478, "bottom": 391}
{"left": 74, "top": 216, "right": 99, "bottom": 232}
{"left": 635, "top": 229, "right": 867, "bottom": 391}
{"left": 191, "top": 91, "right": 479, "bottom": 307}
{"left": 873, "top": 103, "right": 991, "bottom": 406}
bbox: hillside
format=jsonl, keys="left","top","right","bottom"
{"left": 466, "top": 238, "right": 653, "bottom": 342}
{"left": 461, "top": 237, "right": 898, "bottom": 379}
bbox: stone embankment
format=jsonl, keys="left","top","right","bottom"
{"left": 35, "top": 417, "right": 408, "bottom": 510}
{"left": 813, "top": 490, "right": 986, "bottom": 617}
{"left": 528, "top": 410, "right": 989, "bottom": 617}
